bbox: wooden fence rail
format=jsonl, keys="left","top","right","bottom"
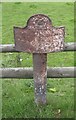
{"left": 0, "top": 43, "right": 75, "bottom": 79}
{"left": 0, "top": 42, "right": 76, "bottom": 52}
{"left": 0, "top": 67, "right": 75, "bottom": 78}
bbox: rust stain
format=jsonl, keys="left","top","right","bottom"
{"left": 14, "top": 14, "right": 65, "bottom": 53}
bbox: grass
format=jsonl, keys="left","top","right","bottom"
{"left": 2, "top": 78, "right": 74, "bottom": 118}
{"left": 0, "top": 79, "right": 2, "bottom": 120}
{"left": 0, "top": 3, "right": 2, "bottom": 120}
{"left": 1, "top": 2, "right": 74, "bottom": 119}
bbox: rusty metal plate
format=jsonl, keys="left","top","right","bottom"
{"left": 14, "top": 14, "right": 65, "bottom": 53}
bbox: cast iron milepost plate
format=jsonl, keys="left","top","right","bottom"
{"left": 14, "top": 14, "right": 65, "bottom": 105}
{"left": 14, "top": 14, "right": 65, "bottom": 53}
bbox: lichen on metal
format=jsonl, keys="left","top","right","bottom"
{"left": 14, "top": 14, "right": 65, "bottom": 53}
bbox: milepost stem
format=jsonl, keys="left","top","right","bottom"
{"left": 33, "top": 53, "right": 47, "bottom": 105}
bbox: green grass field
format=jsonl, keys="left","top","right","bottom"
{"left": 1, "top": 2, "right": 74, "bottom": 118}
